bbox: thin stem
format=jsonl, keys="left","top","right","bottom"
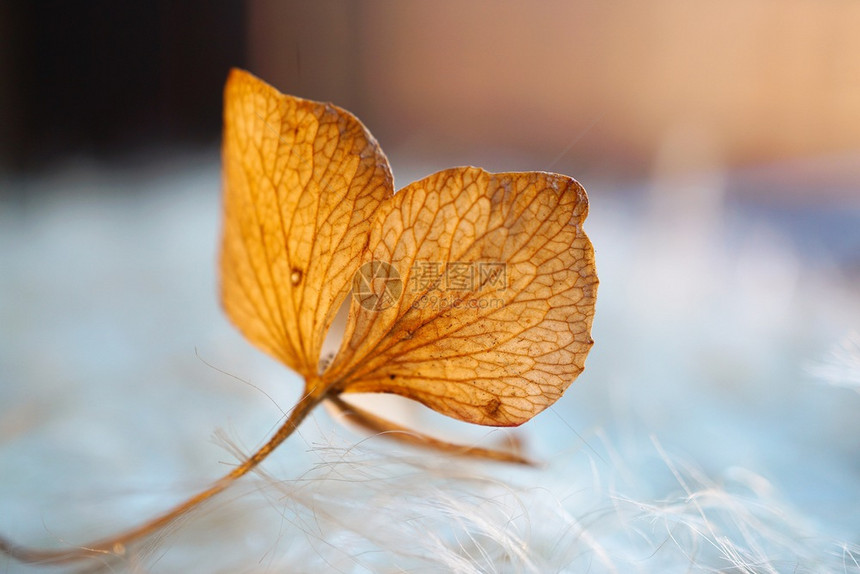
{"left": 0, "top": 386, "right": 326, "bottom": 566}
{"left": 326, "top": 395, "right": 534, "bottom": 465}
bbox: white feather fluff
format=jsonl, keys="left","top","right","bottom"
{"left": 1, "top": 156, "right": 858, "bottom": 573}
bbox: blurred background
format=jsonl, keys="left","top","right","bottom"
{"left": 3, "top": 1, "right": 860, "bottom": 187}
{"left": 1, "top": 2, "right": 860, "bottom": 572}
{"left": 3, "top": 0, "right": 859, "bottom": 263}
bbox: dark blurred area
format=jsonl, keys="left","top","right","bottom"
{"left": 2, "top": 1, "right": 859, "bottom": 201}
{"left": 0, "top": 1, "right": 245, "bottom": 173}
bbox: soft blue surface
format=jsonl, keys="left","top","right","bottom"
{"left": 1, "top": 156, "right": 859, "bottom": 572}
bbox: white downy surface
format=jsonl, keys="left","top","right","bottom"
{"left": 1, "top": 154, "right": 859, "bottom": 573}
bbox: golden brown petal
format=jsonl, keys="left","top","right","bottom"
{"left": 220, "top": 69, "right": 393, "bottom": 377}
{"left": 325, "top": 167, "right": 597, "bottom": 426}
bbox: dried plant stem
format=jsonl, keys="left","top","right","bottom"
{"left": 0, "top": 387, "right": 326, "bottom": 567}
{"left": 326, "top": 395, "right": 534, "bottom": 465}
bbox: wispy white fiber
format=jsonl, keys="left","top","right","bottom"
{"left": 809, "top": 332, "right": 860, "bottom": 393}
{"left": 1, "top": 159, "right": 859, "bottom": 573}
